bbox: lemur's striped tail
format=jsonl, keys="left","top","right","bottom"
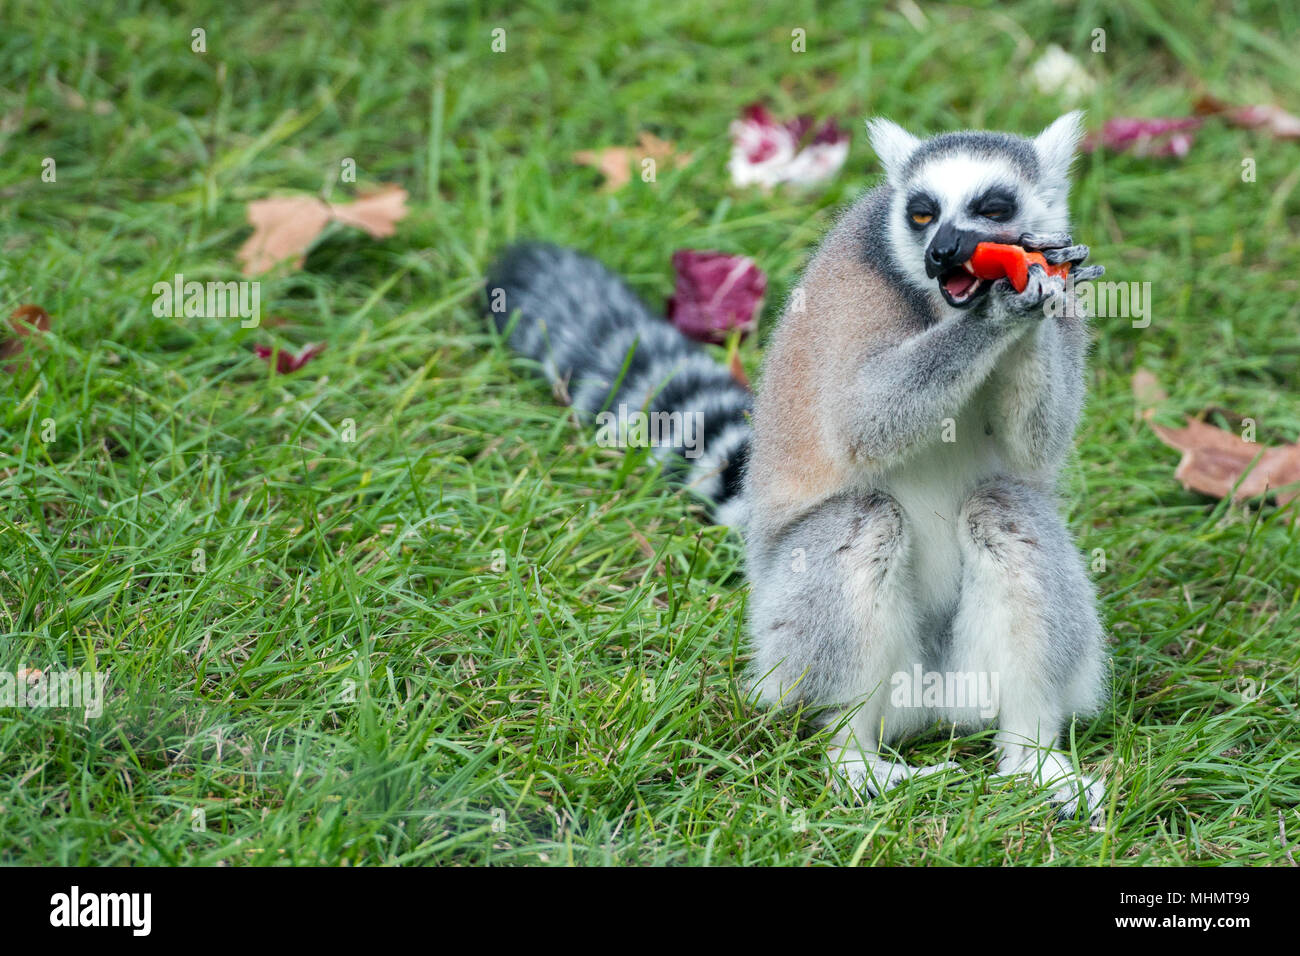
{"left": 485, "top": 242, "right": 750, "bottom": 527}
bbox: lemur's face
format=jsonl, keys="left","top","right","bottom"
{"left": 867, "top": 113, "right": 1083, "bottom": 311}
{"left": 897, "top": 153, "right": 1046, "bottom": 309}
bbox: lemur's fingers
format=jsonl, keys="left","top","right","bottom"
{"left": 1020, "top": 266, "right": 1065, "bottom": 312}
{"left": 1070, "top": 264, "right": 1105, "bottom": 282}
{"left": 989, "top": 276, "right": 1027, "bottom": 309}
{"left": 990, "top": 265, "right": 1064, "bottom": 318}
{"left": 1041, "top": 243, "right": 1090, "bottom": 266}
{"left": 1028, "top": 266, "right": 1067, "bottom": 305}
{"left": 1017, "top": 231, "right": 1073, "bottom": 251}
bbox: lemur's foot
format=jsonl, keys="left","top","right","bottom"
{"left": 1047, "top": 773, "right": 1105, "bottom": 823}
{"left": 995, "top": 751, "right": 1105, "bottom": 823}
{"left": 830, "top": 745, "right": 960, "bottom": 799}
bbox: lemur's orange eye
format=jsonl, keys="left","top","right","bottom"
{"left": 910, "top": 212, "right": 933, "bottom": 226}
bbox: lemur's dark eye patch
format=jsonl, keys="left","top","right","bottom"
{"left": 972, "top": 188, "right": 1017, "bottom": 222}
{"left": 905, "top": 194, "right": 938, "bottom": 229}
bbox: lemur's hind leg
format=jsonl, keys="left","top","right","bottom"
{"left": 951, "top": 477, "right": 1107, "bottom": 820}
{"left": 748, "top": 492, "right": 954, "bottom": 798}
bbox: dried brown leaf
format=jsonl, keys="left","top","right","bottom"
{"left": 329, "top": 184, "right": 409, "bottom": 237}
{"left": 2, "top": 304, "right": 52, "bottom": 370}
{"left": 237, "top": 185, "right": 409, "bottom": 276}
{"left": 729, "top": 349, "right": 751, "bottom": 389}
{"left": 1131, "top": 367, "right": 1168, "bottom": 420}
{"left": 573, "top": 132, "right": 690, "bottom": 192}
{"left": 1194, "top": 93, "right": 1233, "bottom": 116}
{"left": 1151, "top": 416, "right": 1300, "bottom": 505}
{"left": 237, "top": 196, "right": 332, "bottom": 275}
{"left": 625, "top": 520, "right": 656, "bottom": 560}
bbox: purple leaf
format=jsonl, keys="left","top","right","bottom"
{"left": 1222, "top": 104, "right": 1300, "bottom": 140}
{"left": 1084, "top": 117, "right": 1203, "bottom": 158}
{"left": 255, "top": 342, "right": 326, "bottom": 374}
{"left": 667, "top": 250, "right": 766, "bottom": 344}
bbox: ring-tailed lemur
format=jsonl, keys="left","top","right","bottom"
{"left": 486, "top": 110, "right": 1108, "bottom": 820}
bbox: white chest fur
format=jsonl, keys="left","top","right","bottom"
{"left": 880, "top": 386, "right": 1004, "bottom": 625}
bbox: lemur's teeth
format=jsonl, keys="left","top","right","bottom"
{"left": 962, "top": 260, "right": 976, "bottom": 274}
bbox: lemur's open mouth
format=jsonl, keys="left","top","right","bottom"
{"left": 938, "top": 261, "right": 989, "bottom": 309}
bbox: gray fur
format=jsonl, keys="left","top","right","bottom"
{"left": 901, "top": 130, "right": 1040, "bottom": 180}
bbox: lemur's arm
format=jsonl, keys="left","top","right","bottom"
{"left": 837, "top": 240, "right": 1101, "bottom": 470}
{"left": 988, "top": 237, "right": 1102, "bottom": 472}
{"left": 840, "top": 307, "right": 1031, "bottom": 465}
{"left": 990, "top": 309, "right": 1085, "bottom": 472}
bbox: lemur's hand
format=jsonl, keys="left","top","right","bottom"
{"left": 1018, "top": 232, "right": 1105, "bottom": 283}
{"left": 986, "top": 263, "right": 1066, "bottom": 322}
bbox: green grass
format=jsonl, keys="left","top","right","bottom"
{"left": 1, "top": 0, "right": 1298, "bottom": 865}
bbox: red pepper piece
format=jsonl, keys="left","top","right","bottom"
{"left": 969, "top": 242, "right": 1070, "bottom": 293}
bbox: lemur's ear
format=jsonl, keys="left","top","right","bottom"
{"left": 866, "top": 117, "right": 920, "bottom": 179}
{"left": 1034, "top": 111, "right": 1085, "bottom": 183}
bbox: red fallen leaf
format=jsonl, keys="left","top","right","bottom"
{"left": 1083, "top": 117, "right": 1202, "bottom": 158}
{"left": 1195, "top": 95, "right": 1300, "bottom": 140}
{"left": 1151, "top": 416, "right": 1300, "bottom": 505}
{"left": 254, "top": 342, "right": 326, "bottom": 374}
{"left": 729, "top": 102, "right": 850, "bottom": 188}
{"left": 237, "top": 185, "right": 409, "bottom": 276}
{"left": 1225, "top": 104, "right": 1300, "bottom": 139}
{"left": 1227, "top": 105, "right": 1300, "bottom": 140}
{"left": 666, "top": 250, "right": 766, "bottom": 344}
{"left": 2, "top": 304, "right": 52, "bottom": 370}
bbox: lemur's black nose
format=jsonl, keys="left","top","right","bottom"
{"left": 925, "top": 223, "right": 981, "bottom": 278}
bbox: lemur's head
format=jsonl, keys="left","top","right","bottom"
{"left": 867, "top": 111, "right": 1083, "bottom": 310}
